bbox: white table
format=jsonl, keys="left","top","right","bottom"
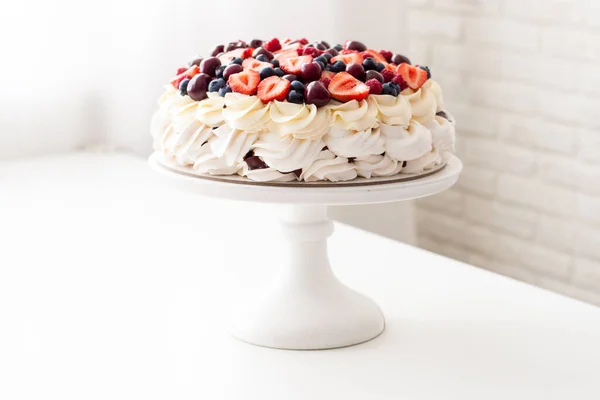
{"left": 2, "top": 152, "right": 600, "bottom": 400}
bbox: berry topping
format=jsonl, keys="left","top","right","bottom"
{"left": 208, "top": 78, "right": 226, "bottom": 93}
{"left": 274, "top": 48, "right": 301, "bottom": 60}
{"left": 362, "top": 57, "right": 378, "bottom": 71}
{"left": 199, "top": 57, "right": 222, "bottom": 76}
{"left": 279, "top": 55, "right": 313, "bottom": 75}
{"left": 290, "top": 80, "right": 305, "bottom": 92}
{"left": 328, "top": 61, "right": 345, "bottom": 73}
{"left": 170, "top": 65, "right": 200, "bottom": 89}
{"left": 260, "top": 66, "right": 277, "bottom": 80}
{"left": 179, "top": 78, "right": 190, "bottom": 96}
{"left": 211, "top": 45, "right": 224, "bottom": 57}
{"left": 375, "top": 62, "right": 386, "bottom": 72}
{"left": 314, "top": 55, "right": 330, "bottom": 66}
{"left": 283, "top": 74, "right": 298, "bottom": 82}
{"left": 264, "top": 38, "right": 282, "bottom": 52}
{"left": 228, "top": 69, "right": 260, "bottom": 95}
{"left": 328, "top": 72, "right": 370, "bottom": 102}
{"left": 176, "top": 67, "right": 188, "bottom": 75}
{"left": 326, "top": 48, "right": 339, "bottom": 57}
{"left": 302, "top": 47, "right": 323, "bottom": 57}
{"left": 297, "top": 38, "right": 309, "bottom": 45}
{"left": 231, "top": 57, "right": 243, "bottom": 65}
{"left": 271, "top": 59, "right": 280, "bottom": 68}
{"left": 320, "top": 78, "right": 331, "bottom": 88}
{"left": 333, "top": 44, "right": 343, "bottom": 51}
{"left": 418, "top": 65, "right": 432, "bottom": 79}
{"left": 225, "top": 40, "right": 247, "bottom": 52}
{"left": 380, "top": 50, "right": 393, "bottom": 63}
{"left": 304, "top": 81, "right": 331, "bottom": 107}
{"left": 346, "top": 63, "right": 366, "bottom": 81}
{"left": 186, "top": 73, "right": 210, "bottom": 101}
{"left": 287, "top": 90, "right": 304, "bottom": 104}
{"left": 241, "top": 58, "right": 272, "bottom": 72}
{"left": 365, "top": 70, "right": 384, "bottom": 83}
{"left": 361, "top": 49, "right": 387, "bottom": 63}
{"left": 380, "top": 68, "right": 395, "bottom": 83}
{"left": 382, "top": 82, "right": 399, "bottom": 96}
{"left": 245, "top": 155, "right": 269, "bottom": 170}
{"left": 188, "top": 56, "right": 203, "bottom": 67}
{"left": 331, "top": 52, "right": 364, "bottom": 66}
{"left": 218, "top": 48, "right": 253, "bottom": 64}
{"left": 222, "top": 64, "right": 243, "bottom": 80}
{"left": 250, "top": 39, "right": 264, "bottom": 48}
{"left": 215, "top": 65, "right": 226, "bottom": 78}
{"left": 365, "top": 79, "right": 383, "bottom": 95}
{"left": 218, "top": 84, "right": 233, "bottom": 97}
{"left": 300, "top": 61, "right": 322, "bottom": 82}
{"left": 344, "top": 40, "right": 367, "bottom": 52}
{"left": 257, "top": 76, "right": 290, "bottom": 103}
{"left": 397, "top": 63, "right": 428, "bottom": 90}
{"left": 392, "top": 74, "right": 409, "bottom": 91}
{"left": 392, "top": 54, "right": 411, "bottom": 65}
{"left": 274, "top": 67, "right": 285, "bottom": 77}
{"left": 252, "top": 47, "right": 274, "bottom": 61}
{"left": 255, "top": 54, "right": 270, "bottom": 62}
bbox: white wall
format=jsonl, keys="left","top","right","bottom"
{"left": 407, "top": 0, "right": 600, "bottom": 305}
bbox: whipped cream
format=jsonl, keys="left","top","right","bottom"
{"left": 301, "top": 150, "right": 357, "bottom": 182}
{"left": 324, "top": 126, "right": 385, "bottom": 158}
{"left": 166, "top": 102, "right": 214, "bottom": 165}
{"left": 328, "top": 99, "right": 378, "bottom": 132}
{"left": 402, "top": 86, "right": 437, "bottom": 125}
{"left": 239, "top": 164, "right": 298, "bottom": 182}
{"left": 267, "top": 100, "right": 330, "bottom": 140}
{"left": 426, "top": 115, "right": 455, "bottom": 154}
{"left": 253, "top": 132, "right": 324, "bottom": 172}
{"left": 380, "top": 120, "right": 432, "bottom": 161}
{"left": 196, "top": 92, "right": 226, "bottom": 127}
{"left": 403, "top": 147, "right": 442, "bottom": 174}
{"left": 210, "top": 124, "right": 258, "bottom": 167}
{"left": 422, "top": 80, "right": 444, "bottom": 111}
{"left": 222, "top": 93, "right": 270, "bottom": 132}
{"left": 368, "top": 94, "right": 411, "bottom": 126}
{"left": 355, "top": 154, "right": 403, "bottom": 178}
{"left": 193, "top": 142, "right": 241, "bottom": 175}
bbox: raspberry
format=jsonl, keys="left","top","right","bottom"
{"left": 380, "top": 50, "right": 393, "bottom": 63}
{"left": 297, "top": 38, "right": 309, "bottom": 45}
{"left": 176, "top": 67, "right": 188, "bottom": 75}
{"left": 303, "top": 47, "right": 323, "bottom": 57}
{"left": 365, "top": 79, "right": 383, "bottom": 95}
{"left": 296, "top": 48, "right": 304, "bottom": 56}
{"left": 264, "top": 38, "right": 282, "bottom": 52}
{"left": 392, "top": 74, "right": 409, "bottom": 91}
{"left": 320, "top": 77, "right": 331, "bottom": 88}
{"left": 381, "top": 69, "right": 395, "bottom": 83}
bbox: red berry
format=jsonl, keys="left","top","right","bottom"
{"left": 264, "top": 38, "right": 282, "bottom": 52}
{"left": 365, "top": 79, "right": 383, "bottom": 95}
{"left": 176, "top": 67, "right": 188, "bottom": 75}
{"left": 279, "top": 55, "right": 313, "bottom": 75}
{"left": 297, "top": 38, "right": 309, "bottom": 45}
{"left": 328, "top": 72, "right": 370, "bottom": 102}
{"left": 397, "top": 63, "right": 428, "bottom": 90}
{"left": 303, "top": 47, "right": 323, "bottom": 57}
{"left": 361, "top": 49, "right": 387, "bottom": 63}
{"left": 380, "top": 50, "right": 393, "bottom": 63}
{"left": 228, "top": 69, "right": 260, "bottom": 95}
{"left": 296, "top": 48, "right": 304, "bottom": 56}
{"left": 340, "top": 49, "right": 359, "bottom": 55}
{"left": 257, "top": 76, "right": 290, "bottom": 103}
{"left": 392, "top": 74, "right": 409, "bottom": 91}
{"left": 170, "top": 65, "right": 199, "bottom": 88}
{"left": 381, "top": 69, "right": 395, "bottom": 83}
{"left": 320, "top": 78, "right": 331, "bottom": 88}
{"left": 241, "top": 58, "right": 273, "bottom": 72}
{"left": 331, "top": 53, "right": 364, "bottom": 65}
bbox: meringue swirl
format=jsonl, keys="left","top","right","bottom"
{"left": 193, "top": 142, "right": 241, "bottom": 175}
{"left": 422, "top": 80, "right": 444, "bottom": 111}
{"left": 324, "top": 126, "right": 385, "bottom": 158}
{"left": 355, "top": 154, "right": 403, "bottom": 178}
{"left": 267, "top": 100, "right": 330, "bottom": 140}
{"left": 240, "top": 165, "right": 298, "bottom": 182}
{"left": 402, "top": 87, "right": 437, "bottom": 125}
{"left": 301, "top": 150, "right": 357, "bottom": 182}
{"left": 380, "top": 120, "right": 432, "bottom": 161}
{"left": 426, "top": 115, "right": 455, "bottom": 153}
{"left": 222, "top": 93, "right": 270, "bottom": 132}
{"left": 167, "top": 102, "right": 214, "bottom": 165}
{"left": 368, "top": 94, "right": 411, "bottom": 126}
{"left": 403, "top": 147, "right": 442, "bottom": 174}
{"left": 210, "top": 124, "right": 258, "bottom": 167}
{"left": 253, "top": 132, "right": 324, "bottom": 172}
{"left": 328, "top": 99, "right": 378, "bottom": 131}
{"left": 196, "top": 92, "right": 226, "bottom": 127}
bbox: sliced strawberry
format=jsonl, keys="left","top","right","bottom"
{"left": 331, "top": 53, "right": 364, "bottom": 65}
{"left": 328, "top": 72, "right": 370, "bottom": 102}
{"left": 279, "top": 55, "right": 313, "bottom": 74}
{"left": 302, "top": 47, "right": 323, "bottom": 57}
{"left": 276, "top": 42, "right": 303, "bottom": 53}
{"left": 361, "top": 49, "right": 387, "bottom": 63}
{"left": 241, "top": 58, "right": 273, "bottom": 72}
{"left": 321, "top": 70, "right": 336, "bottom": 81}
{"left": 176, "top": 66, "right": 188, "bottom": 75}
{"left": 397, "top": 63, "right": 428, "bottom": 90}
{"left": 228, "top": 69, "right": 260, "bottom": 95}
{"left": 170, "top": 65, "right": 199, "bottom": 88}
{"left": 341, "top": 49, "right": 359, "bottom": 55}
{"left": 257, "top": 76, "right": 290, "bottom": 103}
{"left": 274, "top": 48, "right": 301, "bottom": 60}
{"left": 264, "top": 38, "right": 282, "bottom": 52}
{"left": 218, "top": 48, "right": 253, "bottom": 64}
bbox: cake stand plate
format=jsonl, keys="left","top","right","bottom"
{"left": 149, "top": 152, "right": 462, "bottom": 350}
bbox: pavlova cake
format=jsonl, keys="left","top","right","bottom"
{"left": 151, "top": 37, "right": 455, "bottom": 182}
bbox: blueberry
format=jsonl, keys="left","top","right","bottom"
{"left": 256, "top": 54, "right": 270, "bottom": 62}
{"left": 321, "top": 53, "right": 333, "bottom": 62}
{"left": 271, "top": 59, "right": 280, "bottom": 68}
{"left": 208, "top": 78, "right": 226, "bottom": 92}
{"left": 290, "top": 80, "right": 305, "bottom": 92}
{"left": 382, "top": 82, "right": 398, "bottom": 96}
{"left": 231, "top": 57, "right": 243, "bottom": 65}
{"left": 389, "top": 82, "right": 401, "bottom": 96}
{"left": 315, "top": 60, "right": 326, "bottom": 71}
{"left": 419, "top": 65, "right": 432, "bottom": 79}
{"left": 314, "top": 55, "right": 329, "bottom": 65}
{"left": 215, "top": 65, "right": 226, "bottom": 79}
{"left": 375, "top": 62, "right": 385, "bottom": 72}
{"left": 330, "top": 61, "right": 346, "bottom": 73}
{"left": 260, "top": 67, "right": 277, "bottom": 80}
{"left": 179, "top": 79, "right": 190, "bottom": 96}
{"left": 287, "top": 90, "right": 304, "bottom": 104}
{"left": 218, "top": 84, "right": 232, "bottom": 97}
{"left": 363, "top": 57, "right": 378, "bottom": 71}
{"left": 333, "top": 44, "right": 343, "bottom": 51}
{"left": 274, "top": 67, "right": 285, "bottom": 77}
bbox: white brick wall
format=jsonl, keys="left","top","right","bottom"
{"left": 409, "top": 0, "right": 600, "bottom": 305}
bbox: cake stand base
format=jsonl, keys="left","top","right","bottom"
{"left": 230, "top": 205, "right": 384, "bottom": 350}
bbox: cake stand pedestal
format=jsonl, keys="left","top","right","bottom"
{"left": 149, "top": 153, "right": 462, "bottom": 350}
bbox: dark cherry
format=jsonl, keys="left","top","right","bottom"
{"left": 245, "top": 156, "right": 268, "bottom": 170}
{"left": 226, "top": 40, "right": 247, "bottom": 52}
{"left": 365, "top": 70, "right": 384, "bottom": 83}
{"left": 326, "top": 48, "right": 339, "bottom": 57}
{"left": 346, "top": 63, "right": 366, "bottom": 81}
{"left": 211, "top": 45, "right": 224, "bottom": 57}
{"left": 223, "top": 64, "right": 243, "bottom": 81}
{"left": 252, "top": 47, "right": 274, "bottom": 61}
{"left": 320, "top": 40, "right": 331, "bottom": 49}
{"left": 250, "top": 39, "right": 264, "bottom": 48}
{"left": 304, "top": 81, "right": 331, "bottom": 107}
{"left": 200, "top": 57, "right": 221, "bottom": 77}
{"left": 283, "top": 74, "right": 298, "bottom": 82}
{"left": 188, "top": 56, "right": 203, "bottom": 67}
{"left": 392, "top": 54, "right": 411, "bottom": 65}
{"left": 312, "top": 42, "right": 327, "bottom": 51}
{"left": 301, "top": 62, "right": 322, "bottom": 82}
{"left": 187, "top": 73, "right": 210, "bottom": 101}
{"left": 345, "top": 40, "right": 367, "bottom": 52}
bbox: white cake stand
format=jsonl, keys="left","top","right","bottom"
{"left": 149, "top": 152, "right": 462, "bottom": 350}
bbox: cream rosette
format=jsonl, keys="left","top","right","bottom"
{"left": 422, "top": 80, "right": 444, "bottom": 112}
{"left": 328, "top": 99, "right": 378, "bottom": 132}
{"left": 402, "top": 86, "right": 437, "bottom": 125}
{"left": 368, "top": 94, "right": 411, "bottom": 126}
{"left": 192, "top": 142, "right": 240, "bottom": 176}
{"left": 379, "top": 120, "right": 432, "bottom": 162}
{"left": 403, "top": 147, "right": 442, "bottom": 174}
{"left": 196, "top": 93, "right": 226, "bottom": 127}
{"left": 222, "top": 93, "right": 270, "bottom": 133}
{"left": 301, "top": 150, "right": 357, "bottom": 182}
{"left": 164, "top": 101, "right": 214, "bottom": 166}
{"left": 151, "top": 86, "right": 193, "bottom": 151}
{"left": 324, "top": 125, "right": 385, "bottom": 158}
{"left": 267, "top": 100, "right": 329, "bottom": 140}
{"left": 239, "top": 164, "right": 298, "bottom": 182}
{"left": 252, "top": 131, "right": 324, "bottom": 173}
{"left": 210, "top": 124, "right": 258, "bottom": 167}
{"left": 355, "top": 154, "right": 403, "bottom": 178}
{"left": 426, "top": 115, "right": 455, "bottom": 154}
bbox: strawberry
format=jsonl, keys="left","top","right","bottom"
{"left": 328, "top": 72, "right": 370, "bottom": 102}
{"left": 331, "top": 53, "right": 364, "bottom": 65}
{"left": 274, "top": 48, "right": 301, "bottom": 60}
{"left": 365, "top": 79, "right": 383, "bottom": 95}
{"left": 257, "top": 76, "right": 290, "bottom": 103}
{"left": 397, "top": 63, "right": 428, "bottom": 90}
{"left": 320, "top": 78, "right": 331, "bottom": 88}
{"left": 341, "top": 49, "right": 359, "bottom": 54}
{"left": 380, "top": 50, "right": 393, "bottom": 63}
{"left": 176, "top": 66, "right": 188, "bottom": 75}
{"left": 321, "top": 70, "right": 336, "bottom": 81}
{"left": 361, "top": 49, "right": 387, "bottom": 63}
{"left": 303, "top": 47, "right": 323, "bottom": 57}
{"left": 170, "top": 65, "right": 199, "bottom": 88}
{"left": 264, "top": 38, "right": 282, "bottom": 52}
{"left": 276, "top": 42, "right": 303, "bottom": 53}
{"left": 279, "top": 55, "right": 313, "bottom": 74}
{"left": 228, "top": 69, "right": 260, "bottom": 95}
{"left": 218, "top": 48, "right": 253, "bottom": 64}
{"left": 242, "top": 58, "right": 273, "bottom": 72}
